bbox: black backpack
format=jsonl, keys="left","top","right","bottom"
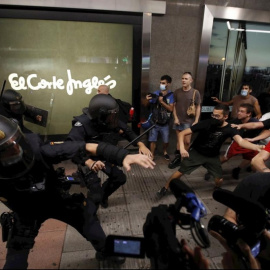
{"left": 115, "top": 98, "right": 134, "bottom": 124}
{"left": 151, "top": 92, "right": 173, "bottom": 125}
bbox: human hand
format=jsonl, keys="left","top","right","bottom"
{"left": 255, "top": 144, "right": 265, "bottom": 152}
{"left": 122, "top": 154, "right": 155, "bottom": 171}
{"left": 209, "top": 230, "right": 261, "bottom": 269}
{"left": 192, "top": 120, "right": 198, "bottom": 126}
{"left": 85, "top": 159, "right": 105, "bottom": 173}
{"left": 174, "top": 118, "right": 180, "bottom": 125}
{"left": 211, "top": 97, "right": 219, "bottom": 103}
{"left": 180, "top": 149, "right": 189, "bottom": 158}
{"left": 36, "top": 115, "right": 42, "bottom": 121}
{"left": 181, "top": 239, "right": 210, "bottom": 269}
{"left": 137, "top": 143, "right": 153, "bottom": 158}
{"left": 146, "top": 94, "right": 152, "bottom": 100}
{"left": 231, "top": 123, "right": 242, "bottom": 129}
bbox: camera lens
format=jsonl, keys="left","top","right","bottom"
{"left": 208, "top": 215, "right": 238, "bottom": 244}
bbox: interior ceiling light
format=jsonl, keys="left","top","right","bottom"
{"left": 227, "top": 21, "right": 270, "bottom": 34}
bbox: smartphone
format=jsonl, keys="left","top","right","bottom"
{"left": 105, "top": 235, "right": 145, "bottom": 258}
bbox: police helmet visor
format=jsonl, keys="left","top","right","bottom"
{"left": 9, "top": 100, "right": 26, "bottom": 115}
{"left": 98, "top": 107, "right": 119, "bottom": 129}
{"left": 0, "top": 129, "right": 34, "bottom": 179}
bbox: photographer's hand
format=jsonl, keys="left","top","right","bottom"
{"left": 210, "top": 230, "right": 261, "bottom": 269}
{"left": 181, "top": 239, "right": 210, "bottom": 269}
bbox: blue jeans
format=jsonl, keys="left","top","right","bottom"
{"left": 148, "top": 124, "right": 169, "bottom": 143}
{"left": 173, "top": 123, "right": 191, "bottom": 131}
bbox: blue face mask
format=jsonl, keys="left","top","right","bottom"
{"left": 241, "top": 89, "right": 248, "bottom": 97}
{"left": 160, "top": 84, "right": 166, "bottom": 91}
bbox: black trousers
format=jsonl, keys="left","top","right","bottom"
{"left": 3, "top": 192, "right": 106, "bottom": 269}
{"left": 86, "top": 162, "right": 127, "bottom": 205}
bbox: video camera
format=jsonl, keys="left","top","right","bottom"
{"left": 208, "top": 188, "right": 270, "bottom": 267}
{"left": 148, "top": 93, "right": 162, "bottom": 99}
{"left": 105, "top": 179, "right": 210, "bottom": 269}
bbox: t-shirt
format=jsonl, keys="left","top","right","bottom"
{"left": 173, "top": 88, "right": 201, "bottom": 124}
{"left": 229, "top": 117, "right": 261, "bottom": 141}
{"left": 190, "top": 119, "right": 239, "bottom": 157}
{"left": 262, "top": 118, "right": 270, "bottom": 129}
{"left": 231, "top": 95, "right": 258, "bottom": 119}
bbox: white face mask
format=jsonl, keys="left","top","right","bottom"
{"left": 241, "top": 89, "right": 248, "bottom": 97}
{"left": 160, "top": 84, "right": 166, "bottom": 91}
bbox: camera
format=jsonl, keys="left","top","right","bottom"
{"left": 105, "top": 179, "right": 210, "bottom": 269}
{"left": 147, "top": 93, "right": 158, "bottom": 99}
{"left": 208, "top": 188, "right": 270, "bottom": 262}
{"left": 105, "top": 235, "right": 145, "bottom": 258}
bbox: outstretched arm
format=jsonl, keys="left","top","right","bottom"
{"left": 231, "top": 121, "right": 264, "bottom": 130}
{"left": 89, "top": 142, "right": 155, "bottom": 171}
{"left": 233, "top": 135, "right": 264, "bottom": 152}
{"left": 251, "top": 150, "right": 270, "bottom": 172}
{"left": 179, "top": 128, "right": 192, "bottom": 157}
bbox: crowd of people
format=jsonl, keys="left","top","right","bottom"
{"left": 1, "top": 76, "right": 270, "bottom": 269}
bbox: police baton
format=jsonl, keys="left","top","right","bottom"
{"left": 123, "top": 124, "right": 156, "bottom": 149}
{"left": 0, "top": 80, "right": 6, "bottom": 101}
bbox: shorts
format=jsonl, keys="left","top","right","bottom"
{"left": 224, "top": 141, "right": 258, "bottom": 160}
{"left": 265, "top": 141, "right": 270, "bottom": 153}
{"left": 148, "top": 124, "right": 169, "bottom": 143}
{"left": 178, "top": 148, "right": 223, "bottom": 179}
{"left": 173, "top": 123, "right": 191, "bottom": 131}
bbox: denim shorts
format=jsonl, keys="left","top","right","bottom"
{"left": 148, "top": 124, "right": 169, "bottom": 143}
{"left": 173, "top": 123, "right": 191, "bottom": 131}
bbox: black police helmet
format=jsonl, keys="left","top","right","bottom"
{"left": 0, "top": 115, "right": 34, "bottom": 179}
{"left": 84, "top": 94, "right": 119, "bottom": 129}
{"left": 1, "top": 89, "right": 26, "bottom": 114}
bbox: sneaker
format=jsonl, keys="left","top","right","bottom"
{"left": 232, "top": 167, "right": 241, "bottom": 180}
{"left": 204, "top": 172, "right": 211, "bottom": 181}
{"left": 214, "top": 178, "right": 223, "bottom": 188}
{"left": 164, "top": 153, "right": 170, "bottom": 161}
{"left": 168, "top": 155, "right": 181, "bottom": 169}
{"left": 95, "top": 251, "right": 126, "bottom": 264}
{"left": 156, "top": 187, "right": 167, "bottom": 198}
{"left": 100, "top": 198, "right": 109, "bottom": 208}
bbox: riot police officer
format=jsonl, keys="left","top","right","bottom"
{"left": 0, "top": 89, "right": 42, "bottom": 133}
{"left": 0, "top": 115, "right": 155, "bottom": 269}
{"left": 66, "top": 94, "right": 152, "bottom": 208}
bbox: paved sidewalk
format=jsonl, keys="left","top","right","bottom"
{"left": 0, "top": 151, "right": 252, "bottom": 269}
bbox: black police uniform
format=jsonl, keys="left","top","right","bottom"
{"left": 0, "top": 132, "right": 128, "bottom": 269}
{"left": 66, "top": 112, "right": 139, "bottom": 206}
{"left": 0, "top": 104, "right": 39, "bottom": 134}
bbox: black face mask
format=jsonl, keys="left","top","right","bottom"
{"left": 210, "top": 118, "right": 223, "bottom": 127}
{"left": 9, "top": 100, "right": 26, "bottom": 115}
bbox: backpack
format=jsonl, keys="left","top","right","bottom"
{"left": 151, "top": 92, "right": 173, "bottom": 125}
{"left": 114, "top": 98, "right": 134, "bottom": 124}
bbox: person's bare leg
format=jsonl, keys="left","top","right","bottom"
{"left": 165, "top": 170, "right": 183, "bottom": 189}
{"left": 163, "top": 142, "right": 169, "bottom": 155}
{"left": 184, "top": 133, "right": 191, "bottom": 151}
{"left": 150, "top": 142, "right": 156, "bottom": 159}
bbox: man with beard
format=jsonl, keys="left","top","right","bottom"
{"left": 66, "top": 94, "right": 152, "bottom": 208}
{"left": 157, "top": 104, "right": 264, "bottom": 197}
